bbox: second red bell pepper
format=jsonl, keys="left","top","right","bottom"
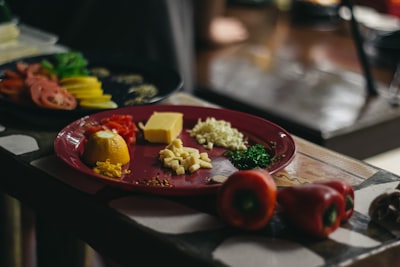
{"left": 216, "top": 168, "right": 277, "bottom": 231}
{"left": 277, "top": 183, "right": 345, "bottom": 239}
{"left": 315, "top": 180, "right": 355, "bottom": 222}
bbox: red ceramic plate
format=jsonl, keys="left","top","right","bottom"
{"left": 54, "top": 105, "right": 296, "bottom": 196}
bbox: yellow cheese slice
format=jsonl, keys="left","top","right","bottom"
{"left": 143, "top": 112, "right": 183, "bottom": 144}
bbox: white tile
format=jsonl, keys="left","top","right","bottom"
{"left": 364, "top": 147, "right": 400, "bottom": 175}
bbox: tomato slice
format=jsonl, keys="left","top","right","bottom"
{"left": 25, "top": 76, "right": 48, "bottom": 87}
{"left": 30, "top": 80, "right": 77, "bottom": 110}
{"left": 5, "top": 70, "right": 22, "bottom": 79}
{"left": 40, "top": 86, "right": 77, "bottom": 110}
{"left": 30, "top": 80, "right": 52, "bottom": 106}
{"left": 25, "top": 63, "right": 42, "bottom": 77}
{"left": 0, "top": 78, "right": 25, "bottom": 92}
{"left": 16, "top": 62, "right": 29, "bottom": 73}
{"left": 1, "top": 62, "right": 69, "bottom": 108}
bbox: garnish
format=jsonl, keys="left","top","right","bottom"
{"left": 41, "top": 51, "right": 90, "bottom": 78}
{"left": 224, "top": 144, "right": 274, "bottom": 170}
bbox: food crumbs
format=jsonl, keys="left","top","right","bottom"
{"left": 135, "top": 176, "right": 173, "bottom": 187}
{"left": 93, "top": 159, "right": 131, "bottom": 178}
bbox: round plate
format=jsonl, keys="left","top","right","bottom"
{"left": 0, "top": 53, "right": 183, "bottom": 119}
{"left": 54, "top": 105, "right": 296, "bottom": 196}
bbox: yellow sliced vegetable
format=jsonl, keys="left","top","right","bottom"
{"left": 63, "top": 82, "right": 102, "bottom": 91}
{"left": 59, "top": 75, "right": 117, "bottom": 109}
{"left": 72, "top": 90, "right": 104, "bottom": 99}
{"left": 60, "top": 76, "right": 99, "bottom": 85}
{"left": 80, "top": 100, "right": 118, "bottom": 109}
{"left": 77, "top": 94, "right": 112, "bottom": 102}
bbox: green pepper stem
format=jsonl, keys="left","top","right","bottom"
{"left": 323, "top": 204, "right": 338, "bottom": 227}
{"left": 233, "top": 190, "right": 260, "bottom": 214}
{"left": 345, "top": 195, "right": 354, "bottom": 212}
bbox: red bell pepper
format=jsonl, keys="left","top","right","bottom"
{"left": 315, "top": 180, "right": 355, "bottom": 222}
{"left": 277, "top": 183, "right": 345, "bottom": 239}
{"left": 84, "top": 114, "right": 139, "bottom": 145}
{"left": 216, "top": 169, "right": 277, "bottom": 231}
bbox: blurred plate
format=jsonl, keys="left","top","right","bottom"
{"left": 0, "top": 53, "right": 183, "bottom": 122}
{"left": 54, "top": 105, "right": 296, "bottom": 196}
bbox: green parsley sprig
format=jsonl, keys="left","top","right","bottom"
{"left": 41, "top": 51, "right": 90, "bottom": 79}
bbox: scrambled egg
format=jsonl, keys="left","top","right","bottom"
{"left": 93, "top": 159, "right": 131, "bottom": 178}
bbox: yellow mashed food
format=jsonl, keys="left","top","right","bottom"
{"left": 93, "top": 159, "right": 131, "bottom": 178}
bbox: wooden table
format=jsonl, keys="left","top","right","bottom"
{"left": 195, "top": 5, "right": 400, "bottom": 160}
{"left": 0, "top": 92, "right": 400, "bottom": 267}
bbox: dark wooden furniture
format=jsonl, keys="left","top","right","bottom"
{"left": 195, "top": 6, "right": 399, "bottom": 159}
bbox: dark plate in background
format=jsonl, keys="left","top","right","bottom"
{"left": 0, "top": 53, "right": 183, "bottom": 127}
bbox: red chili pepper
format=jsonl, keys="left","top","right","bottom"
{"left": 216, "top": 169, "right": 277, "bottom": 231}
{"left": 277, "top": 183, "right": 345, "bottom": 239}
{"left": 315, "top": 180, "right": 355, "bottom": 222}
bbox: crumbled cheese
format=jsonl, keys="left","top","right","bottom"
{"left": 189, "top": 117, "right": 247, "bottom": 150}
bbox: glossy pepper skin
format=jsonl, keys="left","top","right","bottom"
{"left": 217, "top": 169, "right": 277, "bottom": 231}
{"left": 277, "top": 183, "right": 345, "bottom": 239}
{"left": 315, "top": 180, "right": 355, "bottom": 222}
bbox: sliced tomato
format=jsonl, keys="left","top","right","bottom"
{"left": 40, "top": 86, "right": 77, "bottom": 110}
{"left": 16, "top": 62, "right": 29, "bottom": 73}
{"left": 0, "top": 78, "right": 25, "bottom": 92}
{"left": 1, "top": 62, "right": 70, "bottom": 108}
{"left": 25, "top": 63, "right": 42, "bottom": 77}
{"left": 30, "top": 80, "right": 77, "bottom": 110}
{"left": 29, "top": 81, "right": 45, "bottom": 106}
{"left": 5, "top": 69, "right": 22, "bottom": 79}
{"left": 25, "top": 76, "right": 48, "bottom": 87}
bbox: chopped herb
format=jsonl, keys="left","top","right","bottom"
{"left": 41, "top": 51, "right": 90, "bottom": 78}
{"left": 224, "top": 144, "right": 274, "bottom": 170}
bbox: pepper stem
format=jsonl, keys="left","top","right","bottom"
{"left": 233, "top": 190, "right": 259, "bottom": 214}
{"left": 345, "top": 195, "right": 354, "bottom": 212}
{"left": 323, "top": 204, "right": 338, "bottom": 227}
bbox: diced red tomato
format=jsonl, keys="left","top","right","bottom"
{"left": 84, "top": 125, "right": 107, "bottom": 138}
{"left": 84, "top": 114, "right": 138, "bottom": 145}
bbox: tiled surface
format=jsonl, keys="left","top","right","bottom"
{"left": 364, "top": 147, "right": 400, "bottom": 175}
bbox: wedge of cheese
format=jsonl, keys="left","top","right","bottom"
{"left": 143, "top": 112, "right": 183, "bottom": 144}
